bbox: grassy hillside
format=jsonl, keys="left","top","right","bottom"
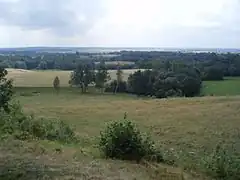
{"left": 4, "top": 87, "right": 237, "bottom": 179}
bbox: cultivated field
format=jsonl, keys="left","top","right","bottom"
{"left": 6, "top": 68, "right": 141, "bottom": 87}
{"left": 7, "top": 69, "right": 240, "bottom": 96}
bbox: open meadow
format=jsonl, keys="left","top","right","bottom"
{"left": 6, "top": 68, "right": 141, "bottom": 87}
{"left": 7, "top": 68, "right": 240, "bottom": 96}
{"left": 1, "top": 69, "right": 240, "bottom": 180}
{"left": 202, "top": 77, "right": 240, "bottom": 96}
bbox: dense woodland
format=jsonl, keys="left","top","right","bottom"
{"left": 1, "top": 50, "right": 240, "bottom": 77}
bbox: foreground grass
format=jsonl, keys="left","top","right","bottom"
{"left": 10, "top": 87, "right": 240, "bottom": 179}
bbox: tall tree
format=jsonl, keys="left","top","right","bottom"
{"left": 115, "top": 63, "right": 123, "bottom": 94}
{"left": 0, "top": 68, "right": 14, "bottom": 113}
{"left": 95, "top": 62, "right": 110, "bottom": 93}
{"left": 53, "top": 76, "right": 60, "bottom": 94}
{"left": 69, "top": 63, "right": 95, "bottom": 93}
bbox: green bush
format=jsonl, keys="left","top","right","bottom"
{"left": 0, "top": 103, "right": 77, "bottom": 143}
{"left": 99, "top": 119, "right": 163, "bottom": 163}
{"left": 202, "top": 143, "right": 240, "bottom": 180}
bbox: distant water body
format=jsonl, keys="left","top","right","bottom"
{"left": 0, "top": 47, "right": 239, "bottom": 54}
{"left": 73, "top": 47, "right": 240, "bottom": 53}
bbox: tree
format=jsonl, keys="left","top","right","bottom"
{"left": 175, "top": 68, "right": 202, "bottom": 97}
{"left": 128, "top": 70, "right": 156, "bottom": 96}
{"left": 115, "top": 63, "right": 123, "bottom": 94}
{"left": 95, "top": 62, "right": 110, "bottom": 93}
{"left": 14, "top": 61, "right": 27, "bottom": 69}
{"left": 128, "top": 68, "right": 202, "bottom": 98}
{"left": 37, "top": 61, "right": 48, "bottom": 70}
{"left": 202, "top": 66, "right": 224, "bottom": 81}
{"left": 105, "top": 80, "right": 127, "bottom": 93}
{"left": 53, "top": 76, "right": 60, "bottom": 94}
{"left": 69, "top": 63, "right": 95, "bottom": 93}
{"left": 0, "top": 68, "right": 14, "bottom": 113}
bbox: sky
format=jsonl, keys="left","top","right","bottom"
{"left": 0, "top": 0, "right": 239, "bottom": 48}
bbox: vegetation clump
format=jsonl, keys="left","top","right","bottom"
{"left": 202, "top": 142, "right": 240, "bottom": 180}
{"left": 0, "top": 103, "right": 77, "bottom": 143}
{"left": 0, "top": 68, "right": 77, "bottom": 143}
{"left": 99, "top": 119, "right": 163, "bottom": 163}
{"left": 0, "top": 67, "right": 14, "bottom": 113}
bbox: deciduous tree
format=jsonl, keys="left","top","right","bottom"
{"left": 115, "top": 63, "right": 123, "bottom": 94}
{"left": 53, "top": 76, "right": 60, "bottom": 94}
{"left": 95, "top": 62, "right": 110, "bottom": 93}
{"left": 69, "top": 63, "right": 95, "bottom": 93}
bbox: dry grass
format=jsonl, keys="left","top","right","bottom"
{"left": 13, "top": 87, "right": 240, "bottom": 179}
{"left": 6, "top": 68, "right": 141, "bottom": 87}
{"left": 0, "top": 138, "right": 196, "bottom": 180}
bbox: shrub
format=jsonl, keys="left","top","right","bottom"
{"left": 202, "top": 143, "right": 240, "bottom": 180}
{"left": 0, "top": 103, "right": 77, "bottom": 143}
{"left": 0, "top": 68, "right": 14, "bottom": 113}
{"left": 99, "top": 119, "right": 163, "bottom": 163}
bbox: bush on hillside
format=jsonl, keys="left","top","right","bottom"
{"left": 202, "top": 142, "right": 240, "bottom": 180}
{"left": 0, "top": 68, "right": 14, "bottom": 113}
{"left": 99, "top": 119, "right": 163, "bottom": 163}
{"left": 0, "top": 103, "right": 77, "bottom": 143}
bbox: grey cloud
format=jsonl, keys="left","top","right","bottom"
{"left": 0, "top": 0, "right": 105, "bottom": 36}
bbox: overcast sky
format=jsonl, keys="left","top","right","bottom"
{"left": 0, "top": 0, "right": 239, "bottom": 48}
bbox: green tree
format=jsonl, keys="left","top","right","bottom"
{"left": 53, "top": 76, "right": 60, "bottom": 94}
{"left": 69, "top": 63, "right": 95, "bottom": 93}
{"left": 202, "top": 66, "right": 224, "bottom": 81}
{"left": 128, "top": 70, "right": 156, "bottom": 96}
{"left": 95, "top": 62, "right": 110, "bottom": 93}
{"left": 37, "top": 61, "right": 48, "bottom": 70}
{"left": 0, "top": 68, "right": 14, "bottom": 113}
{"left": 115, "top": 63, "right": 123, "bottom": 94}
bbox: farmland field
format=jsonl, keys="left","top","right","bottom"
{"left": 7, "top": 69, "right": 240, "bottom": 96}
{"left": 6, "top": 68, "right": 141, "bottom": 87}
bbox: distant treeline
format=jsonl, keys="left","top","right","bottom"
{"left": 1, "top": 51, "right": 240, "bottom": 79}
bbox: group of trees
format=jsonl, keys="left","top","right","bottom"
{"left": 69, "top": 61, "right": 202, "bottom": 98}
{"left": 127, "top": 68, "right": 202, "bottom": 98}
{"left": 69, "top": 62, "right": 112, "bottom": 93}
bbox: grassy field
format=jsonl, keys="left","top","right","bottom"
{"left": 2, "top": 87, "right": 238, "bottom": 179}
{"left": 6, "top": 68, "right": 141, "bottom": 87}
{"left": 2, "top": 69, "right": 240, "bottom": 179}
{"left": 7, "top": 69, "right": 240, "bottom": 96}
{"left": 203, "top": 77, "right": 240, "bottom": 96}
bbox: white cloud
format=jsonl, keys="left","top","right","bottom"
{"left": 0, "top": 0, "right": 239, "bottom": 48}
